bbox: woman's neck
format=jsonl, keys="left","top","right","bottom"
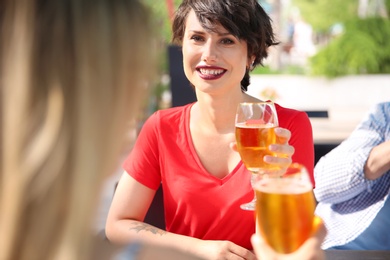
{"left": 192, "top": 91, "right": 256, "bottom": 134}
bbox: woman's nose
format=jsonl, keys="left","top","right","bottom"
{"left": 201, "top": 41, "right": 218, "bottom": 62}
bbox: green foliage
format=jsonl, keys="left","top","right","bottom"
{"left": 141, "top": 0, "right": 184, "bottom": 74}
{"left": 142, "top": 1, "right": 170, "bottom": 41}
{"left": 142, "top": 0, "right": 183, "bottom": 44}
{"left": 251, "top": 66, "right": 279, "bottom": 75}
{"left": 251, "top": 64, "right": 306, "bottom": 75}
{"left": 387, "top": 0, "right": 390, "bottom": 14}
{"left": 292, "top": 0, "right": 358, "bottom": 32}
{"left": 310, "top": 18, "right": 390, "bottom": 77}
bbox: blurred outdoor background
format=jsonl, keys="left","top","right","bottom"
{"left": 95, "top": 0, "right": 390, "bottom": 233}
{"left": 142, "top": 0, "right": 390, "bottom": 110}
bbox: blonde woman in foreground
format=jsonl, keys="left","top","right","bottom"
{"left": 0, "top": 0, "right": 200, "bottom": 259}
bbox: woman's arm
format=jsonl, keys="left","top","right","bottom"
{"left": 105, "top": 172, "right": 256, "bottom": 260}
{"left": 105, "top": 172, "right": 160, "bottom": 244}
{"left": 106, "top": 173, "right": 202, "bottom": 253}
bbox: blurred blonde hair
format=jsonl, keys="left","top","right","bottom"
{"left": 0, "top": 0, "right": 156, "bottom": 259}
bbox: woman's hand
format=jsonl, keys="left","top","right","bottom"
{"left": 231, "top": 127, "right": 294, "bottom": 171}
{"left": 193, "top": 240, "right": 257, "bottom": 260}
{"left": 264, "top": 127, "right": 294, "bottom": 168}
{"left": 251, "top": 216, "right": 327, "bottom": 260}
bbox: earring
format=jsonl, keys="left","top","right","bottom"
{"left": 250, "top": 60, "right": 255, "bottom": 70}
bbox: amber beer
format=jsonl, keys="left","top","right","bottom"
{"left": 255, "top": 177, "right": 316, "bottom": 254}
{"left": 235, "top": 122, "right": 277, "bottom": 173}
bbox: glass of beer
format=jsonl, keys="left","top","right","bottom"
{"left": 254, "top": 163, "right": 316, "bottom": 254}
{"left": 235, "top": 101, "right": 279, "bottom": 210}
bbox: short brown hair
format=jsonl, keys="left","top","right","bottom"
{"left": 172, "top": 0, "right": 279, "bottom": 91}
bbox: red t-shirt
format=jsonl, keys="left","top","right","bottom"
{"left": 123, "top": 102, "right": 314, "bottom": 250}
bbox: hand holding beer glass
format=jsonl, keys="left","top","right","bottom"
{"left": 254, "top": 163, "right": 316, "bottom": 254}
{"left": 235, "top": 101, "right": 279, "bottom": 210}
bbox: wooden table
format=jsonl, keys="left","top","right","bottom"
{"left": 325, "top": 250, "right": 390, "bottom": 260}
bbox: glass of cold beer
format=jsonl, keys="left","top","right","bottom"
{"left": 254, "top": 163, "right": 316, "bottom": 254}
{"left": 235, "top": 101, "right": 279, "bottom": 210}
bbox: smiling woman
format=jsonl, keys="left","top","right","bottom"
{"left": 171, "top": 0, "right": 278, "bottom": 92}
{"left": 105, "top": 1, "right": 315, "bottom": 259}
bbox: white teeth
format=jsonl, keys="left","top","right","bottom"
{"left": 199, "top": 68, "right": 224, "bottom": 75}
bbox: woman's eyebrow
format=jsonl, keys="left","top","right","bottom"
{"left": 188, "top": 29, "right": 232, "bottom": 37}
{"left": 187, "top": 29, "right": 205, "bottom": 34}
{"left": 217, "top": 32, "right": 232, "bottom": 36}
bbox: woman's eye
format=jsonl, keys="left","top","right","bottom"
{"left": 190, "top": 35, "right": 204, "bottom": 42}
{"left": 221, "top": 38, "right": 234, "bottom": 45}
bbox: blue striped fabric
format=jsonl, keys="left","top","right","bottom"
{"left": 314, "top": 102, "right": 390, "bottom": 249}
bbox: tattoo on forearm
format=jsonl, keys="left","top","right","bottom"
{"left": 129, "top": 222, "right": 166, "bottom": 236}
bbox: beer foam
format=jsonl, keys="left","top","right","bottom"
{"left": 236, "top": 122, "right": 276, "bottom": 128}
{"left": 254, "top": 178, "right": 312, "bottom": 194}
